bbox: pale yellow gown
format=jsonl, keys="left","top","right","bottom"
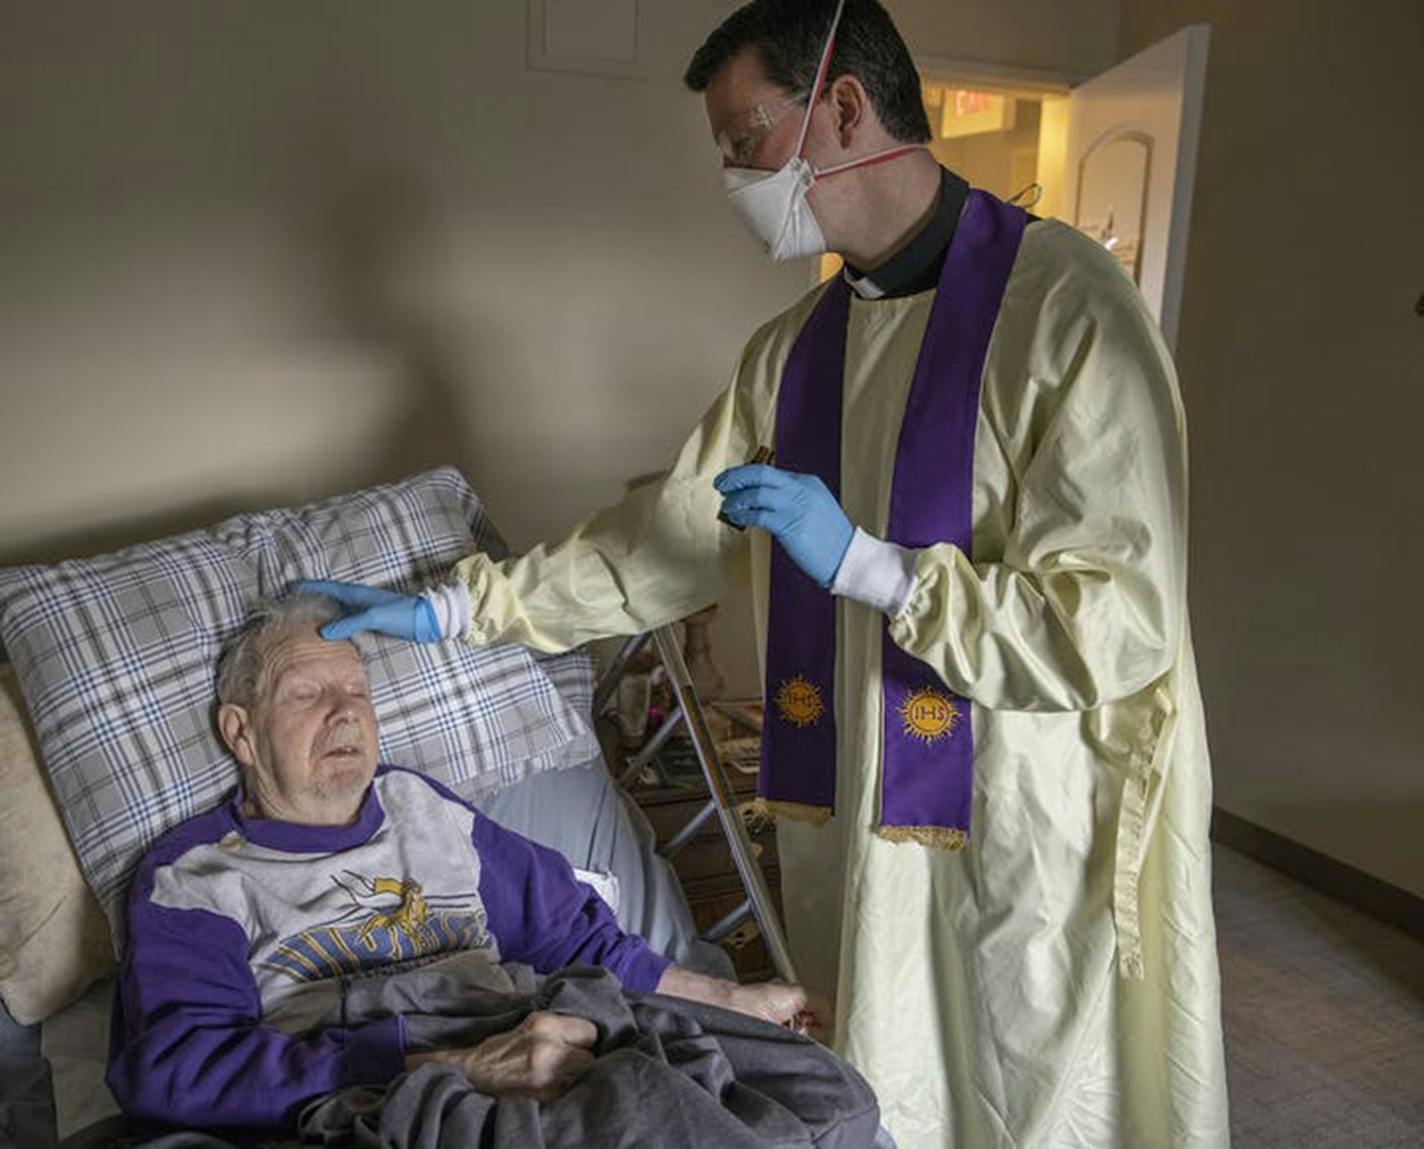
{"left": 453, "top": 220, "right": 1229, "bottom": 1148}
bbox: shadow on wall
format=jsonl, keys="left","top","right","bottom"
{"left": 0, "top": 166, "right": 490, "bottom": 572}
{"left": 308, "top": 164, "right": 477, "bottom": 493}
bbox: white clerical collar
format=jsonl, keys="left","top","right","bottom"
{"left": 841, "top": 167, "right": 969, "bottom": 301}
{"left": 845, "top": 270, "right": 887, "bottom": 300}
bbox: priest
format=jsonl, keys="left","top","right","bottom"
{"left": 306, "top": 2, "right": 1230, "bottom": 1145}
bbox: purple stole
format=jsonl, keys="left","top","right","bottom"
{"left": 759, "top": 190, "right": 1027, "bottom": 845}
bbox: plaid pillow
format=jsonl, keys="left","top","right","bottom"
{"left": 0, "top": 467, "right": 597, "bottom": 938}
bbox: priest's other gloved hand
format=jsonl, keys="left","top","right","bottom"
{"left": 291, "top": 580, "right": 441, "bottom": 643}
{"left": 714, "top": 464, "right": 854, "bottom": 588}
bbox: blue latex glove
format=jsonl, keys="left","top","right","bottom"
{"left": 714, "top": 464, "right": 854, "bottom": 589}
{"left": 291, "top": 579, "right": 441, "bottom": 643}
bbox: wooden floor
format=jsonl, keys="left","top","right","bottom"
{"left": 1213, "top": 844, "right": 1424, "bottom": 1147}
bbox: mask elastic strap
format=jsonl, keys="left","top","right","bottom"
{"left": 816, "top": 143, "right": 926, "bottom": 178}
{"left": 795, "top": 1, "right": 925, "bottom": 179}
{"left": 793, "top": 0, "right": 847, "bottom": 161}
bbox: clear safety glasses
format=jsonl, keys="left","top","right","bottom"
{"left": 714, "top": 94, "right": 809, "bottom": 168}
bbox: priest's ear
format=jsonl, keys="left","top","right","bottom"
{"left": 826, "top": 73, "right": 870, "bottom": 149}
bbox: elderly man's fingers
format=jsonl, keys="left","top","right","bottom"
{"left": 292, "top": 579, "right": 394, "bottom": 608}
{"left": 547, "top": 1013, "right": 600, "bottom": 1049}
{"left": 523, "top": 1020, "right": 600, "bottom": 1100}
{"left": 530, "top": 1048, "right": 596, "bottom": 1104}
{"left": 766, "top": 985, "right": 808, "bottom": 1026}
{"left": 730, "top": 980, "right": 818, "bottom": 1027}
{"left": 523, "top": 1011, "right": 599, "bottom": 1049}
{"left": 550, "top": 1047, "right": 596, "bottom": 1097}
{"left": 713, "top": 463, "right": 793, "bottom": 494}
{"left": 803, "top": 990, "right": 833, "bottom": 1029}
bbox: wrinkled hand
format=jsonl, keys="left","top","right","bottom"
{"left": 411, "top": 1011, "right": 598, "bottom": 1103}
{"left": 657, "top": 966, "right": 832, "bottom": 1041}
{"left": 730, "top": 981, "right": 833, "bottom": 1040}
{"left": 291, "top": 579, "right": 440, "bottom": 644}
{"left": 714, "top": 464, "right": 854, "bottom": 589}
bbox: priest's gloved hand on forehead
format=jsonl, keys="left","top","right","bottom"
{"left": 714, "top": 464, "right": 854, "bottom": 589}
{"left": 290, "top": 579, "right": 442, "bottom": 644}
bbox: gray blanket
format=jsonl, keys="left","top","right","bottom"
{"left": 87, "top": 959, "right": 879, "bottom": 1149}
{"left": 304, "top": 961, "right": 879, "bottom": 1148}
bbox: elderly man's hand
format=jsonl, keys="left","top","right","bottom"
{"left": 408, "top": 1011, "right": 597, "bottom": 1102}
{"left": 729, "top": 981, "right": 833, "bottom": 1039}
{"left": 657, "top": 966, "right": 832, "bottom": 1041}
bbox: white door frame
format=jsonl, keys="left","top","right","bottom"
{"left": 914, "top": 55, "right": 1077, "bottom": 99}
{"left": 915, "top": 27, "right": 1210, "bottom": 353}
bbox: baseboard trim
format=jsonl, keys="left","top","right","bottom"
{"left": 1210, "top": 806, "right": 1424, "bottom": 941}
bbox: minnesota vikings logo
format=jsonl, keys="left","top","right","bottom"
{"left": 899, "top": 687, "right": 959, "bottom": 745}
{"left": 259, "top": 870, "right": 491, "bottom": 984}
{"left": 776, "top": 675, "right": 825, "bottom": 728}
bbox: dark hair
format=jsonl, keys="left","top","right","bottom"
{"left": 684, "top": 0, "right": 931, "bottom": 145}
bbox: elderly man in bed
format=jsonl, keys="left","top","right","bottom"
{"left": 106, "top": 593, "right": 874, "bottom": 1145}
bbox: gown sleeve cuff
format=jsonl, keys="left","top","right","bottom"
{"left": 420, "top": 582, "right": 471, "bottom": 642}
{"left": 830, "top": 528, "right": 918, "bottom": 617}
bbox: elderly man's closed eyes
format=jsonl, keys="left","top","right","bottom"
{"left": 218, "top": 625, "right": 380, "bottom": 827}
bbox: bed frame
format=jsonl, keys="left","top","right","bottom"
{"left": 593, "top": 625, "right": 797, "bottom": 984}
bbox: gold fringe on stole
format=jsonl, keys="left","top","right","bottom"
{"left": 738, "top": 798, "right": 833, "bottom": 827}
{"left": 873, "top": 824, "right": 967, "bottom": 851}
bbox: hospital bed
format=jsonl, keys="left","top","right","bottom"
{"left": 0, "top": 468, "right": 785, "bottom": 1146}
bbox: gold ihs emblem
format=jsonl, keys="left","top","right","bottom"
{"left": 900, "top": 687, "right": 959, "bottom": 744}
{"left": 775, "top": 675, "right": 825, "bottom": 728}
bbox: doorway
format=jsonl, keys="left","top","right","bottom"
{"left": 819, "top": 25, "right": 1210, "bottom": 353}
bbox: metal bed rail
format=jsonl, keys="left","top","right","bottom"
{"left": 592, "top": 624, "right": 798, "bottom": 984}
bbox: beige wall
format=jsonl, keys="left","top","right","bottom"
{"left": 9, "top": 3, "right": 1416, "bottom": 897}
{"left": 889, "top": 0, "right": 1120, "bottom": 77}
{"left": 1116, "top": 0, "right": 1424, "bottom": 893}
{"left": 0, "top": 2, "right": 804, "bottom": 566}
{"left": 0, "top": 2, "right": 1117, "bottom": 691}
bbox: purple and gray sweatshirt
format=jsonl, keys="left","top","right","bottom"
{"left": 106, "top": 764, "right": 671, "bottom": 1127}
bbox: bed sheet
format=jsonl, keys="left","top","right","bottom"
{"left": 471, "top": 753, "right": 734, "bottom": 982}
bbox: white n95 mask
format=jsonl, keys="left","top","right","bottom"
{"left": 719, "top": 0, "right": 924, "bottom": 263}
{"left": 723, "top": 156, "right": 824, "bottom": 262}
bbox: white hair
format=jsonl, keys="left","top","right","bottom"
{"left": 215, "top": 592, "right": 348, "bottom": 706}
